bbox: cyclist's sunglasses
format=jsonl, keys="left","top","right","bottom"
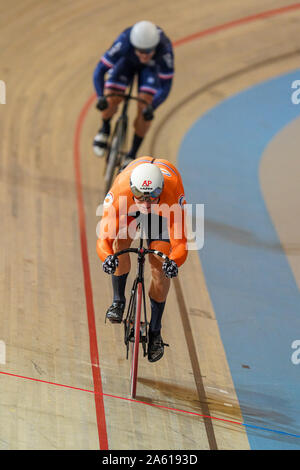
{"left": 131, "top": 186, "right": 162, "bottom": 201}
{"left": 135, "top": 47, "right": 155, "bottom": 54}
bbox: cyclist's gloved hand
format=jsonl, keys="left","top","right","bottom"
{"left": 102, "top": 255, "right": 119, "bottom": 274}
{"left": 96, "top": 96, "right": 109, "bottom": 111}
{"left": 143, "top": 104, "right": 154, "bottom": 121}
{"left": 162, "top": 259, "right": 178, "bottom": 278}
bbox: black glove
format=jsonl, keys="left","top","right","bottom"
{"left": 142, "top": 104, "right": 154, "bottom": 121}
{"left": 162, "top": 259, "right": 178, "bottom": 278}
{"left": 102, "top": 255, "right": 119, "bottom": 274}
{"left": 96, "top": 96, "right": 108, "bottom": 111}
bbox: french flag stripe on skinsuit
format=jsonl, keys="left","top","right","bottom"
{"left": 105, "top": 81, "right": 127, "bottom": 90}
{"left": 140, "top": 86, "right": 157, "bottom": 94}
{"left": 158, "top": 73, "right": 174, "bottom": 79}
{"left": 101, "top": 56, "right": 114, "bottom": 68}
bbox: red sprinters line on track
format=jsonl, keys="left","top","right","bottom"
{"left": 172, "top": 3, "right": 300, "bottom": 47}
{"left": 74, "top": 94, "right": 108, "bottom": 450}
{"left": 0, "top": 370, "right": 242, "bottom": 427}
{"left": 74, "top": 2, "right": 300, "bottom": 449}
{"left": 2, "top": 370, "right": 300, "bottom": 438}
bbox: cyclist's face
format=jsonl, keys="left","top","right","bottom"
{"left": 135, "top": 49, "right": 155, "bottom": 64}
{"left": 134, "top": 196, "right": 159, "bottom": 213}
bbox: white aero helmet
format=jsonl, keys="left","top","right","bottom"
{"left": 130, "top": 21, "right": 160, "bottom": 52}
{"left": 130, "top": 162, "right": 164, "bottom": 199}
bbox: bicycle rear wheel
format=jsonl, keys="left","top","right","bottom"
{"left": 130, "top": 281, "right": 142, "bottom": 398}
{"left": 124, "top": 279, "right": 137, "bottom": 358}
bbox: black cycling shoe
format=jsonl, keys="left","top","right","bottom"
{"left": 106, "top": 301, "right": 125, "bottom": 324}
{"left": 148, "top": 331, "right": 165, "bottom": 363}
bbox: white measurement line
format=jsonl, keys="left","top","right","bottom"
{"left": 0, "top": 341, "right": 6, "bottom": 364}
{"left": 207, "top": 386, "right": 229, "bottom": 394}
{"left": 0, "top": 80, "right": 6, "bottom": 104}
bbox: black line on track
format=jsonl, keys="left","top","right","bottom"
{"left": 173, "top": 278, "right": 218, "bottom": 450}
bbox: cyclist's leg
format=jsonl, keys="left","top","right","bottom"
{"left": 148, "top": 240, "right": 171, "bottom": 325}
{"left": 133, "top": 91, "right": 153, "bottom": 137}
{"left": 106, "top": 223, "right": 136, "bottom": 323}
{"left": 112, "top": 215, "right": 139, "bottom": 292}
{"left": 94, "top": 86, "right": 124, "bottom": 157}
{"left": 102, "top": 88, "right": 124, "bottom": 121}
{"left": 95, "top": 59, "right": 134, "bottom": 157}
{"left": 102, "top": 58, "right": 135, "bottom": 120}
{"left": 136, "top": 66, "right": 159, "bottom": 134}
{"left": 145, "top": 213, "right": 170, "bottom": 303}
{"left": 147, "top": 240, "right": 171, "bottom": 361}
{"left": 148, "top": 240, "right": 171, "bottom": 303}
{"left": 113, "top": 228, "right": 134, "bottom": 276}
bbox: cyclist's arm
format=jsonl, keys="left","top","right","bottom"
{"left": 152, "top": 77, "right": 173, "bottom": 110}
{"left": 96, "top": 197, "right": 120, "bottom": 262}
{"left": 152, "top": 40, "right": 174, "bottom": 109}
{"left": 169, "top": 243, "right": 187, "bottom": 267}
{"left": 93, "top": 60, "right": 110, "bottom": 97}
{"left": 97, "top": 237, "right": 113, "bottom": 262}
{"left": 167, "top": 173, "right": 188, "bottom": 267}
{"left": 168, "top": 208, "right": 188, "bottom": 267}
{"left": 93, "top": 29, "right": 130, "bottom": 97}
{"left": 96, "top": 216, "right": 116, "bottom": 261}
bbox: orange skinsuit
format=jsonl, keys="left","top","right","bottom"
{"left": 97, "top": 157, "right": 188, "bottom": 267}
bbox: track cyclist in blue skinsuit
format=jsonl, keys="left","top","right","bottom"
{"left": 93, "top": 21, "right": 174, "bottom": 166}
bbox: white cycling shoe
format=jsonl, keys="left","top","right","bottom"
{"left": 93, "top": 131, "right": 109, "bottom": 157}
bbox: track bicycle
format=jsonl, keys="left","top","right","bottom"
{"left": 103, "top": 80, "right": 149, "bottom": 196}
{"left": 108, "top": 229, "right": 170, "bottom": 399}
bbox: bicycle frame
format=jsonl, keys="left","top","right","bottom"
{"left": 112, "top": 233, "right": 169, "bottom": 398}
{"left": 103, "top": 79, "right": 149, "bottom": 196}
{"left": 125, "top": 236, "right": 147, "bottom": 398}
{"left": 120, "top": 80, "right": 134, "bottom": 121}
{"left": 108, "top": 80, "right": 134, "bottom": 157}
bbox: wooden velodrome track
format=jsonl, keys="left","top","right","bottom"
{"left": 1, "top": 0, "right": 300, "bottom": 450}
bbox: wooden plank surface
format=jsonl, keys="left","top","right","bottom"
{"left": 0, "top": 0, "right": 299, "bottom": 449}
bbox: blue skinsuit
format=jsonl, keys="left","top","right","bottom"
{"left": 93, "top": 26, "right": 174, "bottom": 110}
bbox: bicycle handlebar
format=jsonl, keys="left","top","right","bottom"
{"left": 105, "top": 92, "right": 149, "bottom": 106}
{"left": 112, "top": 248, "right": 170, "bottom": 262}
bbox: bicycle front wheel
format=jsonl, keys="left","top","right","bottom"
{"left": 130, "top": 281, "right": 142, "bottom": 398}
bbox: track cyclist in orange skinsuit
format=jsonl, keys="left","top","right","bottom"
{"left": 97, "top": 157, "right": 188, "bottom": 362}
